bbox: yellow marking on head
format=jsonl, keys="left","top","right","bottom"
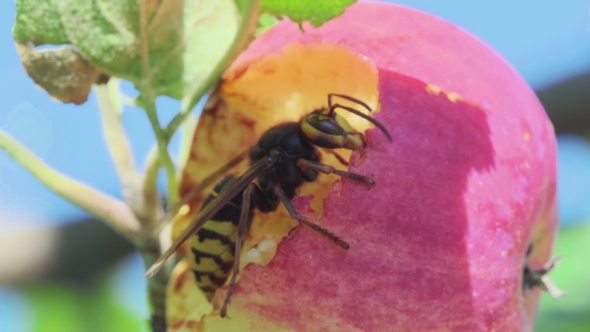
{"left": 344, "top": 135, "right": 365, "bottom": 150}
{"left": 301, "top": 111, "right": 366, "bottom": 150}
{"left": 300, "top": 117, "right": 322, "bottom": 141}
{"left": 425, "top": 83, "right": 442, "bottom": 95}
{"left": 333, "top": 113, "right": 354, "bottom": 133}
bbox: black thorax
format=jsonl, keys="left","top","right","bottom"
{"left": 248, "top": 123, "right": 320, "bottom": 212}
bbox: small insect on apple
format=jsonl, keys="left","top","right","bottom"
{"left": 142, "top": 93, "right": 392, "bottom": 317}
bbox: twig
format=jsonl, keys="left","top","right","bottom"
{"left": 95, "top": 79, "right": 142, "bottom": 210}
{"left": 177, "top": 112, "right": 197, "bottom": 180}
{"left": 0, "top": 130, "right": 141, "bottom": 242}
{"left": 137, "top": 2, "right": 175, "bottom": 330}
{"left": 142, "top": 146, "right": 162, "bottom": 227}
{"left": 140, "top": 95, "right": 179, "bottom": 204}
{"left": 137, "top": 0, "right": 179, "bottom": 206}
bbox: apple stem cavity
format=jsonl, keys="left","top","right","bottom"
{"left": 523, "top": 245, "right": 565, "bottom": 299}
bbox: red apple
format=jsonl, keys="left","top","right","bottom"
{"left": 168, "top": 2, "right": 558, "bottom": 331}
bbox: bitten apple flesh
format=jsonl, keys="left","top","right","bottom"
{"left": 169, "top": 2, "right": 558, "bottom": 332}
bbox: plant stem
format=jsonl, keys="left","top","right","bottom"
{"left": 0, "top": 130, "right": 141, "bottom": 242}
{"left": 95, "top": 79, "right": 142, "bottom": 211}
{"left": 164, "top": 0, "right": 261, "bottom": 138}
{"left": 141, "top": 94, "right": 179, "bottom": 204}
{"left": 177, "top": 112, "right": 196, "bottom": 181}
{"left": 137, "top": 0, "right": 179, "bottom": 208}
{"left": 141, "top": 240, "right": 170, "bottom": 332}
{"left": 142, "top": 146, "right": 162, "bottom": 226}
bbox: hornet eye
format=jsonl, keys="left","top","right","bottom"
{"left": 307, "top": 115, "right": 345, "bottom": 135}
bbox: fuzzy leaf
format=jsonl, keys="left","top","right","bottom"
{"left": 14, "top": 0, "right": 240, "bottom": 101}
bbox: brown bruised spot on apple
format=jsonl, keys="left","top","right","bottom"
{"left": 167, "top": 2, "right": 559, "bottom": 332}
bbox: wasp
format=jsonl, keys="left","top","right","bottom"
{"left": 143, "top": 93, "right": 392, "bottom": 317}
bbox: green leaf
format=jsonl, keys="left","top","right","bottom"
{"left": 535, "top": 223, "right": 590, "bottom": 332}
{"left": 260, "top": 0, "right": 355, "bottom": 28}
{"left": 233, "top": 0, "right": 248, "bottom": 13}
{"left": 13, "top": 0, "right": 68, "bottom": 44}
{"left": 256, "top": 13, "right": 279, "bottom": 36}
{"left": 14, "top": 0, "right": 240, "bottom": 100}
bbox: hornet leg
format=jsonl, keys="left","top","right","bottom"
{"left": 297, "top": 159, "right": 375, "bottom": 187}
{"left": 322, "top": 148, "right": 349, "bottom": 167}
{"left": 220, "top": 183, "right": 256, "bottom": 318}
{"left": 272, "top": 184, "right": 350, "bottom": 250}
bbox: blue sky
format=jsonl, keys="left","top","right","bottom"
{"left": 1, "top": 1, "right": 590, "bottom": 227}
{"left": 393, "top": 1, "right": 590, "bottom": 89}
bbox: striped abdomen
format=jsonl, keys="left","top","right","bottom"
{"left": 189, "top": 176, "right": 253, "bottom": 300}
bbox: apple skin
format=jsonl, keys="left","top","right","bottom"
{"left": 170, "top": 2, "right": 558, "bottom": 331}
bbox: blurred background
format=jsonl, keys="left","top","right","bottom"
{"left": 1, "top": 1, "right": 589, "bottom": 331}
